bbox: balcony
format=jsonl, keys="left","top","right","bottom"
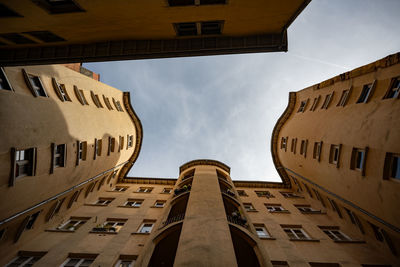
{"left": 173, "top": 185, "right": 191, "bottom": 197}
{"left": 227, "top": 214, "right": 247, "bottom": 228}
{"left": 161, "top": 213, "right": 185, "bottom": 228}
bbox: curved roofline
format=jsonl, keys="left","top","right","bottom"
{"left": 270, "top": 92, "right": 296, "bottom": 187}
{"left": 118, "top": 92, "right": 143, "bottom": 180}
{"left": 179, "top": 159, "right": 230, "bottom": 174}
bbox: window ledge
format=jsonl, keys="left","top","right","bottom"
{"left": 132, "top": 232, "right": 150, "bottom": 235}
{"left": 133, "top": 192, "right": 151, "bottom": 194}
{"left": 151, "top": 206, "right": 164, "bottom": 208}
{"left": 300, "top": 211, "right": 326, "bottom": 215}
{"left": 84, "top": 204, "right": 109, "bottom": 207}
{"left": 117, "top": 205, "right": 140, "bottom": 208}
{"left": 160, "top": 192, "right": 171, "bottom": 194}
{"left": 246, "top": 210, "right": 259, "bottom": 212}
{"left": 334, "top": 240, "right": 365, "bottom": 244}
{"left": 89, "top": 231, "right": 118, "bottom": 235}
{"left": 289, "top": 238, "right": 320, "bottom": 242}
{"left": 106, "top": 191, "right": 125, "bottom": 193}
{"left": 269, "top": 211, "right": 290, "bottom": 214}
{"left": 45, "top": 229, "right": 75, "bottom": 233}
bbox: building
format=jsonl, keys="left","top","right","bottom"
{"left": 0, "top": 0, "right": 310, "bottom": 66}
{"left": 0, "top": 54, "right": 399, "bottom": 266}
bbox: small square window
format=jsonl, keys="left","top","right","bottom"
{"left": 280, "top": 137, "right": 288, "bottom": 151}
{"left": 127, "top": 135, "right": 134, "bottom": 148}
{"left": 25, "top": 211, "right": 41, "bottom": 230}
{"left": 168, "top": 0, "right": 195, "bottom": 6}
{"left": 309, "top": 95, "right": 320, "bottom": 111}
{"left": 113, "top": 186, "right": 128, "bottom": 192}
{"left": 0, "top": 67, "right": 13, "bottom": 91}
{"left": 303, "top": 183, "right": 313, "bottom": 198}
{"left": 290, "top": 138, "right": 297, "bottom": 154}
{"left": 108, "top": 137, "right": 116, "bottom": 155}
{"left": 51, "top": 143, "right": 66, "bottom": 173}
{"left": 313, "top": 141, "right": 323, "bottom": 161}
{"left": 357, "top": 82, "right": 375, "bottom": 103}
{"left": 291, "top": 176, "right": 302, "bottom": 191}
{"left": 137, "top": 187, "right": 153, "bottom": 193}
{"left": 74, "top": 86, "right": 89, "bottom": 105}
{"left": 265, "top": 204, "right": 288, "bottom": 212}
{"left": 243, "top": 203, "right": 256, "bottom": 211}
{"left": 254, "top": 224, "right": 271, "bottom": 239}
{"left": 383, "top": 77, "right": 400, "bottom": 99}
{"left": 383, "top": 153, "right": 400, "bottom": 180}
{"left": 124, "top": 199, "right": 143, "bottom": 208}
{"left": 95, "top": 198, "right": 114, "bottom": 206}
{"left": 201, "top": 21, "right": 223, "bottom": 35}
{"left": 282, "top": 225, "right": 312, "bottom": 240}
{"left": 154, "top": 200, "right": 166, "bottom": 208}
{"left": 321, "top": 92, "right": 334, "bottom": 109}
{"left": 162, "top": 188, "right": 172, "bottom": 194}
{"left": 76, "top": 141, "right": 87, "bottom": 165}
{"left": 309, "top": 263, "right": 340, "bottom": 267}
{"left": 337, "top": 89, "right": 351, "bottom": 107}
{"left": 94, "top": 138, "right": 102, "bottom": 159}
{"left": 23, "top": 69, "right": 48, "bottom": 97}
{"left": 12, "top": 148, "right": 36, "bottom": 182}
{"left": 350, "top": 147, "right": 368, "bottom": 175}
{"left": 175, "top": 22, "right": 197, "bottom": 36}
{"left": 119, "top": 136, "right": 124, "bottom": 152}
{"left": 300, "top": 140, "right": 308, "bottom": 158}
{"left": 297, "top": 99, "right": 309, "bottom": 112}
{"left": 32, "top": 0, "right": 85, "bottom": 14}
{"left": 138, "top": 222, "right": 155, "bottom": 233}
{"left": 329, "top": 144, "right": 341, "bottom": 167}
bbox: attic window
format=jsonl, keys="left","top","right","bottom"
{"left": 0, "top": 3, "right": 22, "bottom": 17}
{"left": 175, "top": 22, "right": 197, "bottom": 36}
{"left": 0, "top": 33, "right": 35, "bottom": 44}
{"left": 32, "top": 0, "right": 85, "bottom": 14}
{"left": 201, "top": 21, "right": 223, "bottom": 35}
{"left": 174, "top": 21, "right": 224, "bottom": 36}
{"left": 24, "top": 31, "right": 65, "bottom": 43}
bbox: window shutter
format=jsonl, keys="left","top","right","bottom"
{"left": 14, "top": 216, "right": 30, "bottom": 243}
{"left": 52, "top": 78, "right": 64, "bottom": 102}
{"left": 9, "top": 147, "right": 16, "bottom": 187}
{"left": 50, "top": 143, "right": 56, "bottom": 174}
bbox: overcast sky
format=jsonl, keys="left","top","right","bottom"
{"left": 84, "top": 0, "right": 400, "bottom": 182}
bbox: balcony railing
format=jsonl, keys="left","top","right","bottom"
{"left": 182, "top": 175, "right": 193, "bottom": 181}
{"left": 221, "top": 189, "right": 236, "bottom": 198}
{"left": 161, "top": 213, "right": 185, "bottom": 228}
{"left": 173, "top": 186, "right": 191, "bottom": 197}
{"left": 227, "top": 215, "right": 247, "bottom": 228}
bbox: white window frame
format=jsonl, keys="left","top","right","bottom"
{"left": 244, "top": 203, "right": 256, "bottom": 211}
{"left": 113, "top": 186, "right": 128, "bottom": 192}
{"left": 57, "top": 218, "right": 88, "bottom": 231}
{"left": 322, "top": 229, "right": 351, "bottom": 241}
{"left": 254, "top": 225, "right": 271, "bottom": 239}
{"left": 60, "top": 257, "right": 95, "bottom": 267}
{"left": 266, "top": 205, "right": 286, "bottom": 212}
{"left": 115, "top": 259, "right": 135, "bottom": 267}
{"left": 283, "top": 227, "right": 311, "bottom": 240}
{"left": 138, "top": 223, "right": 154, "bottom": 233}
{"left": 6, "top": 255, "right": 43, "bottom": 267}
{"left": 125, "top": 200, "right": 142, "bottom": 207}
{"left": 95, "top": 198, "right": 113, "bottom": 205}
{"left": 162, "top": 188, "right": 172, "bottom": 194}
{"left": 154, "top": 201, "right": 165, "bottom": 208}
{"left": 137, "top": 187, "right": 152, "bottom": 193}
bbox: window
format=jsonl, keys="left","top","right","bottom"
{"left": 357, "top": 81, "right": 376, "bottom": 103}
{"left": 67, "top": 190, "right": 82, "bottom": 209}
{"left": 265, "top": 204, "right": 288, "bottom": 213}
{"left": 138, "top": 222, "right": 155, "bottom": 234}
{"left": 115, "top": 256, "right": 137, "bottom": 267}
{"left": 124, "top": 199, "right": 143, "bottom": 208}
{"left": 303, "top": 183, "right": 313, "bottom": 198}
{"left": 243, "top": 203, "right": 256, "bottom": 211}
{"left": 154, "top": 200, "right": 166, "bottom": 208}
{"left": 297, "top": 99, "right": 309, "bottom": 112}
{"left": 24, "top": 31, "right": 65, "bottom": 43}
{"left": 319, "top": 226, "right": 351, "bottom": 241}
{"left": 174, "top": 21, "right": 224, "bottom": 36}
{"left": 113, "top": 186, "right": 128, "bottom": 192}
{"left": 11, "top": 148, "right": 36, "bottom": 185}
{"left": 32, "top": 0, "right": 85, "bottom": 14}
{"left": 14, "top": 211, "right": 41, "bottom": 242}
{"left": 182, "top": 169, "right": 195, "bottom": 180}
{"left": 57, "top": 217, "right": 89, "bottom": 231}
{"left": 256, "top": 191, "right": 274, "bottom": 198}
{"left": 61, "top": 254, "right": 97, "bottom": 267}
{"left": 119, "top": 136, "right": 124, "bottom": 151}
{"left": 0, "top": 67, "right": 13, "bottom": 91}
{"left": 313, "top": 141, "right": 323, "bottom": 161}
{"left": 309, "top": 95, "right": 320, "bottom": 111}
{"left": 344, "top": 208, "right": 364, "bottom": 233}
{"left": 46, "top": 198, "right": 65, "bottom": 221}
{"left": 168, "top": 0, "right": 226, "bottom": 6}
{"left": 282, "top": 225, "right": 312, "bottom": 240}
{"left": 137, "top": 187, "right": 153, "bottom": 193}
{"left": 22, "top": 69, "right": 48, "bottom": 97}
{"left": 350, "top": 147, "right": 368, "bottom": 175}
{"left": 25, "top": 211, "right": 40, "bottom": 230}
{"left": 300, "top": 140, "right": 308, "bottom": 158}
{"left": 329, "top": 144, "right": 341, "bottom": 167}
{"left": 0, "top": 33, "right": 35, "bottom": 44}
{"left": 295, "top": 205, "right": 321, "bottom": 213}
{"left": 271, "top": 261, "right": 289, "bottom": 267}
{"left": 51, "top": 77, "right": 71, "bottom": 101}
{"left": 92, "top": 219, "right": 126, "bottom": 233}
{"left": 337, "top": 89, "right": 351, "bottom": 107}
{"left": 312, "top": 189, "right": 325, "bottom": 207}
{"left": 94, "top": 138, "right": 102, "bottom": 159}
{"left": 290, "top": 138, "right": 297, "bottom": 154}
{"left": 384, "top": 77, "right": 400, "bottom": 99}
{"left": 291, "top": 176, "right": 302, "bottom": 191}
{"left": 254, "top": 224, "right": 271, "bottom": 239}
{"left": 321, "top": 92, "right": 334, "bottom": 109}
{"left": 237, "top": 190, "right": 248, "bottom": 197}
{"left": 108, "top": 137, "right": 116, "bottom": 155}
{"left": 74, "top": 86, "right": 89, "bottom": 105}
{"left": 95, "top": 198, "right": 114, "bottom": 206}
{"left": 309, "top": 263, "right": 340, "bottom": 267}
{"left": 327, "top": 198, "right": 342, "bottom": 218}
{"left": 76, "top": 141, "right": 87, "bottom": 165}
{"left": 280, "top": 137, "right": 288, "bottom": 151}
{"left": 113, "top": 98, "right": 124, "bottom": 112}
{"left": 50, "top": 143, "right": 66, "bottom": 173}
{"left": 383, "top": 152, "right": 400, "bottom": 180}
{"left": 280, "top": 192, "right": 302, "bottom": 198}
{"left": 90, "top": 91, "right": 103, "bottom": 108}
{"left": 127, "top": 135, "right": 134, "bottom": 148}
{"left": 162, "top": 188, "right": 172, "bottom": 194}
{"left": 6, "top": 251, "right": 46, "bottom": 267}
{"left": 103, "top": 95, "right": 114, "bottom": 110}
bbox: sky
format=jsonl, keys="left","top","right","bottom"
{"left": 84, "top": 0, "right": 400, "bottom": 182}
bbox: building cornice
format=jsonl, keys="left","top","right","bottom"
{"left": 179, "top": 159, "right": 231, "bottom": 174}
{"left": 270, "top": 92, "right": 297, "bottom": 187}
{"left": 117, "top": 92, "right": 143, "bottom": 181}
